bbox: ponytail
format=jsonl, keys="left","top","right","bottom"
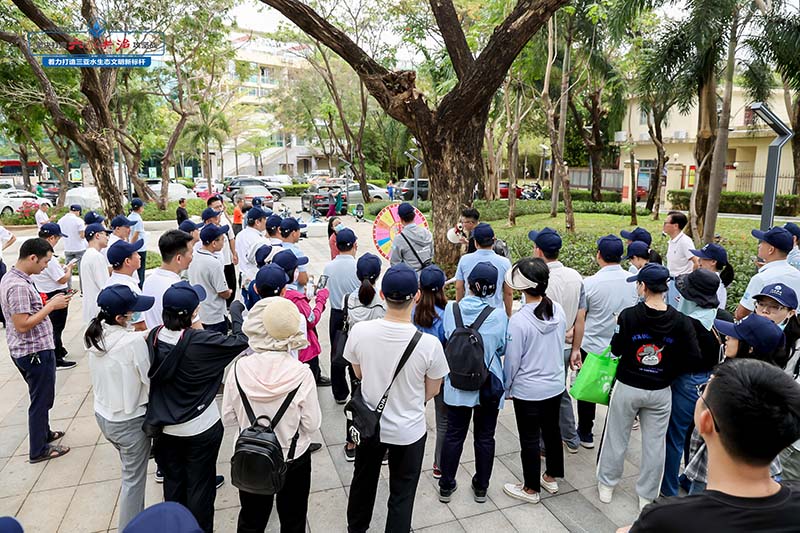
{"left": 84, "top": 311, "right": 116, "bottom": 351}
{"left": 719, "top": 262, "right": 734, "bottom": 287}
{"left": 648, "top": 249, "right": 663, "bottom": 265}
{"left": 358, "top": 277, "right": 377, "bottom": 306}
{"left": 532, "top": 294, "right": 555, "bottom": 321}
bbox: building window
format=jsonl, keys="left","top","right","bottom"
{"left": 639, "top": 106, "right": 648, "bottom": 125}
{"left": 260, "top": 66, "right": 272, "bottom": 85}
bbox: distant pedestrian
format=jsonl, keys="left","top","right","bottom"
{"left": 176, "top": 198, "right": 189, "bottom": 226}
{"left": 663, "top": 211, "right": 695, "bottom": 277}
{"left": 326, "top": 189, "right": 336, "bottom": 217}
{"left": 35, "top": 202, "right": 52, "bottom": 228}
{"left": 327, "top": 217, "right": 342, "bottom": 259}
{"left": 128, "top": 198, "right": 147, "bottom": 288}
{"left": 389, "top": 203, "right": 433, "bottom": 272}
{"left": 387, "top": 180, "right": 395, "bottom": 201}
{"left": 232, "top": 196, "right": 244, "bottom": 235}
{"left": 57, "top": 204, "right": 86, "bottom": 289}
{"left": 80, "top": 223, "right": 112, "bottom": 324}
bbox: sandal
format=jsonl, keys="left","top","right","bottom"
{"left": 30, "top": 444, "right": 70, "bottom": 464}
{"left": 47, "top": 430, "right": 66, "bottom": 443}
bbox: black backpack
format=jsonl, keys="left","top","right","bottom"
{"left": 230, "top": 362, "right": 301, "bottom": 496}
{"left": 445, "top": 304, "right": 495, "bottom": 391}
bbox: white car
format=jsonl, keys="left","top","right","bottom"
{"left": 264, "top": 174, "right": 293, "bottom": 185}
{"left": 346, "top": 183, "right": 390, "bottom": 201}
{"left": 64, "top": 187, "right": 126, "bottom": 211}
{"left": 149, "top": 183, "right": 197, "bottom": 201}
{"left": 0, "top": 189, "right": 51, "bottom": 216}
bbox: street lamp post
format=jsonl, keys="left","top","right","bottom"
{"left": 750, "top": 103, "right": 794, "bottom": 230}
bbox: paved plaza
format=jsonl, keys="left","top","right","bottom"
{"left": 0, "top": 205, "right": 646, "bottom": 532}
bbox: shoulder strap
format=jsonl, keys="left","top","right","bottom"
{"left": 234, "top": 361, "right": 258, "bottom": 426}
{"left": 453, "top": 302, "right": 464, "bottom": 328}
{"left": 377, "top": 331, "right": 422, "bottom": 414}
{"left": 271, "top": 386, "right": 301, "bottom": 428}
{"left": 400, "top": 232, "right": 424, "bottom": 265}
{"left": 470, "top": 306, "right": 495, "bottom": 331}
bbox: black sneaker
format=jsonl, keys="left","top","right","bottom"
{"left": 316, "top": 376, "right": 332, "bottom": 387}
{"left": 215, "top": 475, "right": 225, "bottom": 489}
{"left": 381, "top": 450, "right": 389, "bottom": 465}
{"left": 56, "top": 360, "right": 77, "bottom": 370}
{"left": 472, "top": 480, "right": 487, "bottom": 503}
{"left": 439, "top": 481, "right": 458, "bottom": 503}
{"left": 154, "top": 469, "right": 164, "bottom": 483}
{"left": 343, "top": 444, "right": 356, "bottom": 462}
{"left": 309, "top": 442, "right": 323, "bottom": 454}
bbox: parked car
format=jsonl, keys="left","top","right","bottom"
{"left": 225, "top": 177, "right": 285, "bottom": 201}
{"left": 499, "top": 181, "right": 523, "bottom": 199}
{"left": 239, "top": 185, "right": 274, "bottom": 209}
{"left": 149, "top": 182, "right": 197, "bottom": 202}
{"left": 193, "top": 180, "right": 223, "bottom": 200}
{"left": 64, "top": 187, "right": 126, "bottom": 212}
{"left": 264, "top": 174, "right": 293, "bottom": 185}
{"left": 301, "top": 184, "right": 347, "bottom": 215}
{"left": 398, "top": 179, "right": 430, "bottom": 201}
{"left": 37, "top": 180, "right": 80, "bottom": 203}
{"left": 343, "top": 182, "right": 390, "bottom": 202}
{"left": 307, "top": 170, "right": 332, "bottom": 185}
{"left": 637, "top": 185, "right": 648, "bottom": 201}
{"left": 0, "top": 189, "right": 51, "bottom": 217}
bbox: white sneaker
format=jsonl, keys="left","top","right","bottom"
{"left": 540, "top": 474, "right": 559, "bottom": 494}
{"left": 503, "top": 483, "right": 540, "bottom": 504}
{"left": 638, "top": 496, "right": 652, "bottom": 511}
{"left": 598, "top": 482, "right": 614, "bottom": 503}
{"left": 564, "top": 441, "right": 579, "bottom": 454}
{"left": 632, "top": 417, "right": 640, "bottom": 430}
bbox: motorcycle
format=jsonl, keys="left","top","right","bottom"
{"left": 521, "top": 182, "right": 544, "bottom": 201}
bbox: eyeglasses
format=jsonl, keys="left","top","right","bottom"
{"left": 695, "top": 382, "right": 721, "bottom": 432}
{"left": 755, "top": 301, "right": 788, "bottom": 313}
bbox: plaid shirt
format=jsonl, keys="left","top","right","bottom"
{"left": 684, "top": 426, "right": 781, "bottom": 483}
{"left": 0, "top": 267, "right": 54, "bottom": 358}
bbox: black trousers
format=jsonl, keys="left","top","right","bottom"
{"left": 155, "top": 420, "right": 224, "bottom": 533}
{"left": 329, "top": 308, "right": 348, "bottom": 401}
{"left": 0, "top": 260, "right": 6, "bottom": 325}
{"left": 13, "top": 350, "right": 55, "bottom": 459}
{"left": 347, "top": 434, "right": 426, "bottom": 533}
{"left": 513, "top": 394, "right": 564, "bottom": 492}
{"left": 576, "top": 349, "right": 596, "bottom": 435}
{"left": 224, "top": 263, "right": 237, "bottom": 308}
{"left": 439, "top": 403, "right": 499, "bottom": 491}
{"left": 45, "top": 289, "right": 69, "bottom": 362}
{"left": 136, "top": 252, "right": 146, "bottom": 289}
{"left": 237, "top": 450, "right": 312, "bottom": 533}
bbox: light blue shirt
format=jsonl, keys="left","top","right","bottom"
{"left": 455, "top": 249, "right": 511, "bottom": 311}
{"left": 412, "top": 305, "right": 446, "bottom": 347}
{"left": 581, "top": 264, "right": 638, "bottom": 354}
{"left": 282, "top": 241, "right": 308, "bottom": 291}
{"left": 788, "top": 247, "right": 800, "bottom": 272}
{"left": 128, "top": 212, "right": 146, "bottom": 245}
{"left": 442, "top": 297, "right": 508, "bottom": 408}
{"left": 322, "top": 254, "right": 360, "bottom": 310}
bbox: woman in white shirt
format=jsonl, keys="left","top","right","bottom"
{"left": 85, "top": 284, "right": 155, "bottom": 530}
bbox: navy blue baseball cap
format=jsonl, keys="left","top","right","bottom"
{"left": 691, "top": 243, "right": 728, "bottom": 265}
{"left": 252, "top": 196, "right": 263, "bottom": 207}
{"left": 528, "top": 227, "right": 562, "bottom": 253}
{"left": 200, "top": 224, "right": 230, "bottom": 244}
{"left": 382, "top": 263, "right": 419, "bottom": 301}
{"left": 714, "top": 313, "right": 785, "bottom": 355}
{"left": 754, "top": 283, "right": 799, "bottom": 310}
{"left": 397, "top": 203, "right": 415, "bottom": 219}
{"left": 97, "top": 284, "right": 154, "bottom": 317}
{"left": 280, "top": 217, "right": 306, "bottom": 232}
{"left": 107, "top": 239, "right": 144, "bottom": 268}
{"left": 162, "top": 280, "right": 206, "bottom": 314}
{"left": 468, "top": 261, "right": 498, "bottom": 288}
{"left": 201, "top": 207, "right": 222, "bottom": 221}
{"left": 597, "top": 234, "right": 624, "bottom": 260}
{"left": 336, "top": 228, "right": 357, "bottom": 247}
{"left": 620, "top": 227, "right": 652, "bottom": 246}
{"left": 69, "top": 204, "right": 82, "bottom": 213}
{"left": 85, "top": 222, "right": 112, "bottom": 241}
{"left": 785, "top": 222, "right": 800, "bottom": 240}
{"left": 419, "top": 264, "right": 446, "bottom": 291}
{"left": 247, "top": 206, "right": 269, "bottom": 223}
{"left": 627, "top": 262, "right": 671, "bottom": 289}
{"left": 472, "top": 223, "right": 495, "bottom": 246}
{"left": 626, "top": 241, "right": 651, "bottom": 260}
{"left": 130, "top": 198, "right": 144, "bottom": 209}
{"left": 752, "top": 227, "right": 794, "bottom": 253}
{"left": 266, "top": 214, "right": 282, "bottom": 230}
{"left": 255, "top": 263, "right": 289, "bottom": 293}
{"left": 356, "top": 253, "right": 382, "bottom": 281}
{"left": 83, "top": 211, "right": 105, "bottom": 225}
{"left": 272, "top": 249, "right": 309, "bottom": 274}
{"left": 39, "top": 222, "right": 67, "bottom": 238}
{"left": 255, "top": 244, "right": 273, "bottom": 268}
{"left": 179, "top": 220, "right": 203, "bottom": 233}
{"left": 110, "top": 215, "right": 136, "bottom": 229}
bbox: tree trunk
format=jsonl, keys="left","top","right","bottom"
{"left": 57, "top": 151, "right": 70, "bottom": 207}
{"left": 588, "top": 91, "right": 604, "bottom": 202}
{"left": 161, "top": 114, "right": 189, "bottom": 210}
{"left": 484, "top": 126, "right": 499, "bottom": 201}
{"left": 551, "top": 18, "right": 573, "bottom": 221}
{"left": 507, "top": 89, "right": 522, "bottom": 226}
{"left": 234, "top": 138, "right": 240, "bottom": 174}
{"left": 691, "top": 68, "right": 718, "bottom": 240}
{"left": 703, "top": 9, "right": 738, "bottom": 244}
{"left": 629, "top": 150, "right": 638, "bottom": 225}
{"left": 589, "top": 145, "right": 603, "bottom": 201}
{"left": 87, "top": 143, "right": 124, "bottom": 215}
{"left": 204, "top": 142, "right": 213, "bottom": 193}
{"left": 648, "top": 110, "right": 669, "bottom": 220}
{"left": 18, "top": 144, "right": 32, "bottom": 191}
{"left": 219, "top": 142, "right": 225, "bottom": 182}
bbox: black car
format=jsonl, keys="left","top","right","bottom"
{"left": 398, "top": 179, "right": 429, "bottom": 201}
{"left": 301, "top": 184, "right": 348, "bottom": 215}
{"left": 225, "top": 177, "right": 286, "bottom": 201}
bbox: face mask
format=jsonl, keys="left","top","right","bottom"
{"left": 334, "top": 224, "right": 343, "bottom": 232}
{"left": 293, "top": 269, "right": 300, "bottom": 283}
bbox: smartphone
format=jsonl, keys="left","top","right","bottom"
{"left": 65, "top": 289, "right": 78, "bottom": 297}
{"left": 317, "top": 275, "right": 329, "bottom": 290}
{"left": 67, "top": 258, "right": 79, "bottom": 266}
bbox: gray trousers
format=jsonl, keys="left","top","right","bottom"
{"left": 64, "top": 250, "right": 84, "bottom": 291}
{"left": 780, "top": 446, "right": 800, "bottom": 481}
{"left": 95, "top": 413, "right": 151, "bottom": 530}
{"left": 433, "top": 390, "right": 448, "bottom": 467}
{"left": 597, "top": 381, "right": 671, "bottom": 501}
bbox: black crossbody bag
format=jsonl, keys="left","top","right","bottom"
{"left": 344, "top": 331, "right": 422, "bottom": 445}
{"left": 400, "top": 232, "right": 432, "bottom": 270}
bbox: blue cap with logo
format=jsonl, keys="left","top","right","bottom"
{"left": 69, "top": 204, "right": 82, "bottom": 213}
{"left": 266, "top": 214, "right": 282, "bottom": 230}
{"left": 420, "top": 264, "right": 446, "bottom": 291}
{"left": 714, "top": 313, "right": 785, "bottom": 355}
{"left": 130, "top": 198, "right": 144, "bottom": 209}
{"left": 626, "top": 262, "right": 671, "bottom": 289}
{"left": 200, "top": 224, "right": 230, "bottom": 244}
{"left": 754, "top": 283, "right": 799, "bottom": 310}
{"left": 472, "top": 223, "right": 495, "bottom": 246}
{"left": 690, "top": 242, "right": 728, "bottom": 265}
{"left": 252, "top": 196, "right": 263, "bottom": 207}
{"left": 752, "top": 227, "right": 794, "bottom": 253}
{"left": 468, "top": 261, "right": 498, "bottom": 291}
{"left": 97, "top": 284, "right": 154, "bottom": 317}
{"left": 107, "top": 239, "right": 144, "bottom": 268}
{"left": 382, "top": 263, "right": 419, "bottom": 301}
{"left": 336, "top": 228, "right": 357, "bottom": 247}
{"left": 255, "top": 244, "right": 273, "bottom": 268}
{"left": 626, "top": 241, "right": 651, "bottom": 259}
{"left": 620, "top": 227, "right": 652, "bottom": 246}
{"left": 201, "top": 207, "right": 222, "bottom": 221}
{"left": 179, "top": 220, "right": 203, "bottom": 233}
{"left": 280, "top": 217, "right": 306, "bottom": 232}
{"left": 110, "top": 215, "right": 136, "bottom": 229}
{"left": 85, "top": 222, "right": 112, "bottom": 241}
{"left": 272, "top": 249, "right": 309, "bottom": 274}
{"left": 255, "top": 263, "right": 290, "bottom": 293}
{"left": 597, "top": 234, "right": 624, "bottom": 260}
{"left": 528, "top": 227, "right": 562, "bottom": 253}
{"left": 162, "top": 280, "right": 206, "bottom": 314}
{"left": 247, "top": 206, "right": 270, "bottom": 223}
{"left": 356, "top": 253, "right": 382, "bottom": 281}
{"left": 397, "top": 202, "right": 415, "bottom": 219}
{"left": 83, "top": 211, "right": 105, "bottom": 225}
{"left": 39, "top": 222, "right": 67, "bottom": 238}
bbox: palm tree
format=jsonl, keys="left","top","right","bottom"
{"left": 182, "top": 101, "right": 231, "bottom": 191}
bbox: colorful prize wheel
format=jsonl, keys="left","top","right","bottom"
{"left": 372, "top": 202, "right": 429, "bottom": 260}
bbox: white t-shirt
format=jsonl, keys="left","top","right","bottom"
{"left": 35, "top": 209, "right": 49, "bottom": 228}
{"left": 142, "top": 268, "right": 182, "bottom": 329}
{"left": 0, "top": 226, "right": 12, "bottom": 264}
{"left": 740, "top": 260, "right": 800, "bottom": 311}
{"left": 105, "top": 271, "right": 145, "bottom": 324}
{"left": 80, "top": 247, "right": 110, "bottom": 323}
{"left": 344, "top": 319, "right": 449, "bottom": 445}
{"left": 58, "top": 213, "right": 86, "bottom": 252}
{"left": 31, "top": 256, "right": 68, "bottom": 293}
{"left": 667, "top": 232, "right": 694, "bottom": 277}
{"left": 217, "top": 212, "right": 235, "bottom": 266}
{"left": 128, "top": 212, "right": 146, "bottom": 246}
{"left": 235, "top": 226, "right": 268, "bottom": 284}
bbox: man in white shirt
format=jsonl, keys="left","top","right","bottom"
{"left": 736, "top": 226, "right": 800, "bottom": 320}
{"left": 344, "top": 263, "right": 449, "bottom": 533}
{"left": 35, "top": 203, "right": 52, "bottom": 228}
{"left": 235, "top": 206, "right": 269, "bottom": 297}
{"left": 80, "top": 223, "right": 112, "bottom": 324}
{"left": 105, "top": 215, "right": 136, "bottom": 261}
{"left": 189, "top": 224, "right": 232, "bottom": 333}
{"left": 142, "top": 230, "right": 194, "bottom": 329}
{"left": 58, "top": 204, "right": 86, "bottom": 290}
{"left": 128, "top": 199, "right": 147, "bottom": 289}
{"left": 663, "top": 211, "right": 696, "bottom": 277}
{"left": 206, "top": 195, "right": 237, "bottom": 308}
{"left": 0, "top": 223, "right": 17, "bottom": 327}
{"left": 32, "top": 223, "right": 77, "bottom": 369}
{"left": 105, "top": 239, "right": 147, "bottom": 331}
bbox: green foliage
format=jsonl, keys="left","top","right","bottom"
{"left": 145, "top": 251, "right": 164, "bottom": 270}
{"left": 667, "top": 190, "right": 799, "bottom": 216}
{"left": 283, "top": 185, "right": 311, "bottom": 196}
{"left": 541, "top": 189, "right": 622, "bottom": 202}
{"left": 140, "top": 199, "right": 207, "bottom": 221}
{"left": 367, "top": 199, "right": 648, "bottom": 219}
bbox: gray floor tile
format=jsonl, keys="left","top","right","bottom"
{"left": 502, "top": 502, "right": 570, "bottom": 532}
{"left": 542, "top": 491, "right": 619, "bottom": 533}
{"left": 457, "top": 509, "right": 514, "bottom": 532}
{"left": 58, "top": 479, "right": 119, "bottom": 532}
{"left": 0, "top": 455, "right": 46, "bottom": 499}
{"left": 15, "top": 486, "right": 75, "bottom": 533}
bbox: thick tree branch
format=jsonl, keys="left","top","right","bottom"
{"left": 428, "top": 0, "right": 474, "bottom": 80}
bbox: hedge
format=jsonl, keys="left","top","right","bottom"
{"left": 366, "top": 199, "right": 649, "bottom": 219}
{"left": 0, "top": 198, "right": 210, "bottom": 225}
{"left": 541, "top": 189, "right": 622, "bottom": 202}
{"left": 282, "top": 184, "right": 311, "bottom": 196}
{"left": 667, "top": 190, "right": 799, "bottom": 216}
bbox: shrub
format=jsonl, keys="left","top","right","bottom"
{"left": 283, "top": 184, "right": 311, "bottom": 196}
{"left": 368, "top": 179, "right": 388, "bottom": 188}
{"left": 139, "top": 199, "right": 207, "bottom": 221}
{"left": 541, "top": 189, "right": 622, "bottom": 202}
{"left": 667, "top": 190, "right": 799, "bottom": 216}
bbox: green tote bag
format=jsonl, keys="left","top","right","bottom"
{"left": 569, "top": 347, "right": 618, "bottom": 406}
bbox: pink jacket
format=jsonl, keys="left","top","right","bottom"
{"left": 284, "top": 288, "right": 329, "bottom": 363}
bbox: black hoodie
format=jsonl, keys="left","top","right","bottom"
{"left": 144, "top": 302, "right": 249, "bottom": 434}
{"left": 610, "top": 302, "right": 701, "bottom": 390}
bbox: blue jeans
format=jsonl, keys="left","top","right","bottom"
{"left": 136, "top": 251, "right": 146, "bottom": 289}
{"left": 12, "top": 350, "right": 56, "bottom": 459}
{"left": 661, "top": 371, "right": 710, "bottom": 496}
{"left": 439, "top": 403, "right": 499, "bottom": 491}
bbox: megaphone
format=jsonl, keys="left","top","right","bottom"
{"left": 447, "top": 223, "right": 465, "bottom": 244}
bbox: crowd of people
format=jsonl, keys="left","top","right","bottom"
{"left": 1, "top": 197, "right": 800, "bottom": 533}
